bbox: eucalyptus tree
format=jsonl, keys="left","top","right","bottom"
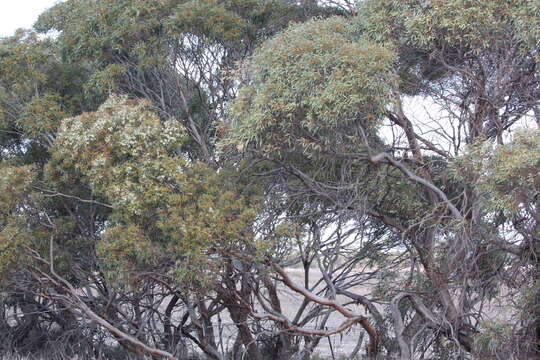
{"left": 229, "top": 0, "right": 540, "bottom": 358}
{"left": 0, "top": 1, "right": 348, "bottom": 359}
{"left": 34, "top": 0, "right": 341, "bottom": 162}
{"left": 0, "top": 0, "right": 538, "bottom": 359}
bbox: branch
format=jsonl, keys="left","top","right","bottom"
{"left": 390, "top": 292, "right": 443, "bottom": 360}
{"left": 35, "top": 187, "right": 115, "bottom": 209}
{"left": 386, "top": 111, "right": 451, "bottom": 158}
{"left": 42, "top": 237, "right": 176, "bottom": 360}
{"left": 335, "top": 288, "right": 384, "bottom": 325}
{"left": 369, "top": 152, "right": 463, "bottom": 219}
{"left": 272, "top": 264, "right": 379, "bottom": 355}
{"left": 251, "top": 311, "right": 360, "bottom": 336}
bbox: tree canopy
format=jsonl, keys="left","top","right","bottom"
{"left": 0, "top": 1, "right": 538, "bottom": 359}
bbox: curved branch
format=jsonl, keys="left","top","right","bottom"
{"left": 40, "top": 237, "right": 176, "bottom": 360}
{"left": 370, "top": 152, "right": 463, "bottom": 219}
{"left": 390, "top": 292, "right": 443, "bottom": 360}
{"left": 272, "top": 264, "right": 379, "bottom": 355}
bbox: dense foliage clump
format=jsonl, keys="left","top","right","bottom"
{"left": 231, "top": 17, "right": 395, "bottom": 154}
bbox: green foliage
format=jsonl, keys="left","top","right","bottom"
{"left": 2, "top": 0, "right": 338, "bottom": 294}
{"left": 354, "top": 0, "right": 540, "bottom": 94}
{"left": 513, "top": 0, "right": 540, "bottom": 48}
{"left": 0, "top": 31, "right": 57, "bottom": 156}
{"left": 51, "top": 95, "right": 259, "bottom": 290}
{"left": 0, "top": 31, "right": 51, "bottom": 98}
{"left": 404, "top": 0, "right": 524, "bottom": 51}
{"left": 453, "top": 129, "right": 540, "bottom": 215}
{"left": 97, "top": 225, "right": 160, "bottom": 286}
{"left": 169, "top": 0, "right": 252, "bottom": 43}
{"left": 36, "top": 0, "right": 168, "bottom": 62}
{"left": 371, "top": 167, "right": 429, "bottom": 222}
{"left": 34, "top": 0, "right": 337, "bottom": 86}
{"left": 0, "top": 30, "right": 104, "bottom": 166}
{"left": 483, "top": 129, "right": 540, "bottom": 214}
{"left": 52, "top": 95, "right": 187, "bottom": 213}
{"left": 230, "top": 17, "right": 395, "bottom": 154}
{"left": 473, "top": 319, "right": 515, "bottom": 359}
{"left": 227, "top": 12, "right": 440, "bottom": 224}
{"left": 33, "top": 0, "right": 341, "bottom": 164}
{"left": 0, "top": 164, "right": 36, "bottom": 221}
{"left": 472, "top": 279, "right": 539, "bottom": 360}
{"left": 36, "top": 0, "right": 339, "bottom": 48}
{"left": 0, "top": 164, "right": 36, "bottom": 282}
{"left": 84, "top": 64, "right": 127, "bottom": 98}
{"left": 357, "top": 0, "right": 538, "bottom": 52}
{"left": 20, "top": 94, "right": 68, "bottom": 138}
{"left": 0, "top": 220, "right": 32, "bottom": 282}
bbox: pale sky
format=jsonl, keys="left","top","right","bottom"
{"left": 0, "top": 0, "right": 60, "bottom": 37}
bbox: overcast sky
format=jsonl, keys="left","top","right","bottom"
{"left": 0, "top": 0, "right": 60, "bottom": 37}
